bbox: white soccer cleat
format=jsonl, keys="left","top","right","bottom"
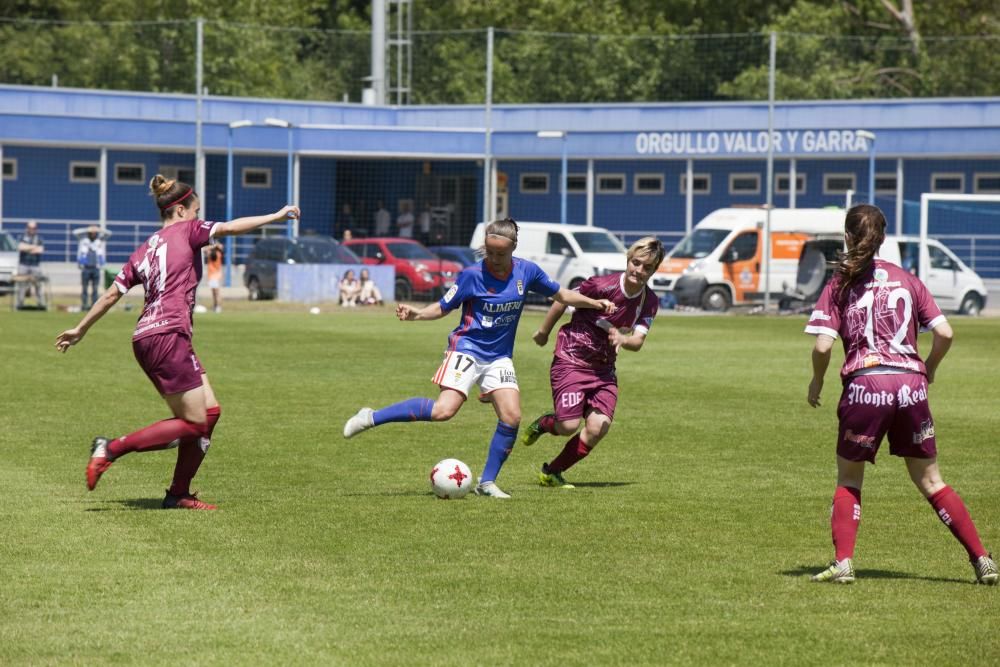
{"left": 973, "top": 554, "right": 999, "bottom": 585}
{"left": 474, "top": 480, "right": 511, "bottom": 499}
{"left": 343, "top": 407, "right": 375, "bottom": 439}
{"left": 811, "top": 558, "right": 855, "bottom": 584}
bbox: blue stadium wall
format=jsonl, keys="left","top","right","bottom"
{"left": 2, "top": 85, "right": 1000, "bottom": 263}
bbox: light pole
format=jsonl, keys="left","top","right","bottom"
{"left": 856, "top": 129, "right": 877, "bottom": 205}
{"left": 538, "top": 130, "right": 567, "bottom": 224}
{"left": 265, "top": 117, "right": 295, "bottom": 238}
{"left": 226, "top": 119, "right": 253, "bottom": 287}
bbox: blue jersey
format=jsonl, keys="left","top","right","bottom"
{"left": 438, "top": 258, "right": 560, "bottom": 362}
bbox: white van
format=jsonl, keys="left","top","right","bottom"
{"left": 878, "top": 235, "right": 988, "bottom": 315}
{"left": 660, "top": 207, "right": 846, "bottom": 311}
{"left": 469, "top": 221, "right": 627, "bottom": 289}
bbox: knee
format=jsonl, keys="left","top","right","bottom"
{"left": 555, "top": 419, "right": 580, "bottom": 436}
{"left": 431, "top": 403, "right": 458, "bottom": 422}
{"left": 502, "top": 412, "right": 521, "bottom": 429}
{"left": 585, "top": 417, "right": 611, "bottom": 442}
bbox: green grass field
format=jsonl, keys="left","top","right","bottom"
{"left": 2, "top": 304, "right": 998, "bottom": 665}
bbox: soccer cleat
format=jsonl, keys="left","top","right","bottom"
{"left": 973, "top": 554, "right": 999, "bottom": 585}
{"left": 162, "top": 491, "right": 218, "bottom": 510}
{"left": 810, "top": 558, "right": 856, "bottom": 584}
{"left": 474, "top": 480, "right": 511, "bottom": 499}
{"left": 86, "top": 436, "right": 115, "bottom": 491}
{"left": 538, "top": 463, "right": 575, "bottom": 489}
{"left": 520, "top": 413, "right": 554, "bottom": 447}
{"left": 343, "top": 407, "right": 375, "bottom": 439}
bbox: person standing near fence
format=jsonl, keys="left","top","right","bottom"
{"left": 16, "top": 220, "right": 46, "bottom": 310}
{"left": 204, "top": 241, "right": 224, "bottom": 313}
{"left": 55, "top": 173, "right": 300, "bottom": 510}
{"left": 805, "top": 204, "right": 997, "bottom": 585}
{"left": 77, "top": 225, "right": 106, "bottom": 310}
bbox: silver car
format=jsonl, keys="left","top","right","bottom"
{"left": 0, "top": 231, "right": 18, "bottom": 293}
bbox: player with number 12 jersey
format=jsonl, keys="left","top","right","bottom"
{"left": 804, "top": 204, "right": 996, "bottom": 586}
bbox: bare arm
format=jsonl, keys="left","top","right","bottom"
{"left": 924, "top": 321, "right": 953, "bottom": 384}
{"left": 608, "top": 327, "right": 647, "bottom": 353}
{"left": 396, "top": 301, "right": 446, "bottom": 322}
{"left": 532, "top": 301, "right": 569, "bottom": 346}
{"left": 55, "top": 285, "right": 124, "bottom": 352}
{"left": 18, "top": 241, "right": 44, "bottom": 254}
{"left": 807, "top": 334, "right": 835, "bottom": 407}
{"left": 213, "top": 205, "right": 300, "bottom": 238}
{"left": 552, "top": 287, "right": 615, "bottom": 314}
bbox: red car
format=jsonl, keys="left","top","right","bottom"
{"left": 342, "top": 237, "right": 462, "bottom": 301}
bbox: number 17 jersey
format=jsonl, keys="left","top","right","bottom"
{"left": 805, "top": 258, "right": 946, "bottom": 381}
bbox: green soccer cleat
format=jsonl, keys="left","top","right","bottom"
{"left": 521, "top": 413, "right": 554, "bottom": 447}
{"left": 811, "top": 559, "right": 855, "bottom": 584}
{"left": 973, "top": 554, "right": 999, "bottom": 585}
{"left": 538, "top": 463, "right": 575, "bottom": 489}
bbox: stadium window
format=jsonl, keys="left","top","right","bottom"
{"left": 520, "top": 173, "right": 549, "bottom": 194}
{"left": 931, "top": 173, "right": 964, "bottom": 193}
{"left": 775, "top": 173, "right": 805, "bottom": 195}
{"left": 634, "top": 173, "right": 664, "bottom": 195}
{"left": 2, "top": 158, "right": 15, "bottom": 180}
{"left": 114, "top": 163, "right": 145, "bottom": 185}
{"left": 679, "top": 173, "right": 710, "bottom": 195}
{"left": 729, "top": 173, "right": 761, "bottom": 196}
{"left": 69, "top": 161, "right": 99, "bottom": 183}
{"left": 566, "top": 174, "right": 587, "bottom": 194}
{"left": 160, "top": 165, "right": 195, "bottom": 185}
{"left": 597, "top": 173, "right": 626, "bottom": 194}
{"left": 874, "top": 173, "right": 897, "bottom": 194}
{"left": 242, "top": 167, "right": 272, "bottom": 189}
{"left": 823, "top": 173, "right": 855, "bottom": 195}
{"left": 974, "top": 173, "right": 1000, "bottom": 194}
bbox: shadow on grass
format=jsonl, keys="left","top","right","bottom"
{"left": 84, "top": 498, "right": 165, "bottom": 511}
{"left": 781, "top": 566, "right": 969, "bottom": 585}
{"left": 568, "top": 481, "right": 635, "bottom": 488}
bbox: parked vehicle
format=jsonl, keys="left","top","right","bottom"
{"left": 779, "top": 234, "right": 988, "bottom": 316}
{"left": 469, "top": 221, "right": 627, "bottom": 290}
{"left": 428, "top": 245, "right": 479, "bottom": 268}
{"left": 244, "top": 236, "right": 361, "bottom": 301}
{"left": 343, "top": 237, "right": 461, "bottom": 301}
{"left": 662, "top": 207, "right": 846, "bottom": 311}
{"left": 0, "top": 231, "right": 17, "bottom": 293}
{"left": 878, "top": 235, "right": 988, "bottom": 315}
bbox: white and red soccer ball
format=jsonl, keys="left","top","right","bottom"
{"left": 430, "top": 458, "right": 473, "bottom": 499}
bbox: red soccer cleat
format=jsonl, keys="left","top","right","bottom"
{"left": 86, "top": 436, "right": 114, "bottom": 491}
{"left": 162, "top": 491, "right": 218, "bottom": 510}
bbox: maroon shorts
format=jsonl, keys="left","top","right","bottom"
{"left": 133, "top": 332, "right": 204, "bottom": 396}
{"left": 836, "top": 373, "right": 936, "bottom": 463}
{"left": 550, "top": 358, "right": 618, "bottom": 423}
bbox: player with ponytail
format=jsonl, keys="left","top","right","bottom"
{"left": 804, "top": 204, "right": 996, "bottom": 584}
{"left": 56, "top": 174, "right": 299, "bottom": 509}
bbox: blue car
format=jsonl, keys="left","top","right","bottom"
{"left": 428, "top": 245, "right": 479, "bottom": 268}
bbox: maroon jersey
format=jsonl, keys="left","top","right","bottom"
{"left": 554, "top": 273, "right": 659, "bottom": 370}
{"left": 114, "top": 219, "right": 218, "bottom": 341}
{"left": 805, "top": 259, "right": 946, "bottom": 381}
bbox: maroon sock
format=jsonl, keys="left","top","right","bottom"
{"left": 169, "top": 406, "right": 221, "bottom": 497}
{"left": 831, "top": 486, "right": 862, "bottom": 562}
{"left": 928, "top": 485, "right": 987, "bottom": 561}
{"left": 547, "top": 433, "right": 592, "bottom": 474}
{"left": 538, "top": 414, "right": 557, "bottom": 434}
{"left": 108, "top": 418, "right": 206, "bottom": 458}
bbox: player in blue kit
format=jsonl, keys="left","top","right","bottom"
{"left": 344, "top": 218, "right": 615, "bottom": 498}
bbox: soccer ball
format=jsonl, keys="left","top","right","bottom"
{"left": 430, "top": 458, "right": 473, "bottom": 499}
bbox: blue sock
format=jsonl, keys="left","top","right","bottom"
{"left": 373, "top": 398, "right": 434, "bottom": 426}
{"left": 480, "top": 421, "right": 519, "bottom": 483}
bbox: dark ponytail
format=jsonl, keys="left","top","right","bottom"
{"left": 836, "top": 204, "right": 886, "bottom": 299}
